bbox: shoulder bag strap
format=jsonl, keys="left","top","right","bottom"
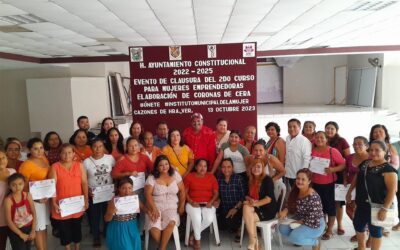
{"left": 172, "top": 147, "right": 187, "bottom": 171}
{"left": 363, "top": 163, "right": 373, "bottom": 204}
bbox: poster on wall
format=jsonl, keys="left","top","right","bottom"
{"left": 129, "top": 43, "right": 257, "bottom": 133}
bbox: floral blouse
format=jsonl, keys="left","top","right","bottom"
{"left": 296, "top": 192, "right": 324, "bottom": 228}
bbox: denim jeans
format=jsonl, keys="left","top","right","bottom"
{"left": 89, "top": 198, "right": 108, "bottom": 241}
{"left": 279, "top": 217, "right": 326, "bottom": 246}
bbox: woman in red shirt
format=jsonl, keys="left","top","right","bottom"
{"left": 310, "top": 131, "right": 345, "bottom": 240}
{"left": 184, "top": 158, "right": 218, "bottom": 250}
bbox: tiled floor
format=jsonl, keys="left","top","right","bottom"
{"left": 40, "top": 213, "right": 400, "bottom": 250}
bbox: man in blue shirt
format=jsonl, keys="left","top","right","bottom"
{"left": 153, "top": 121, "right": 168, "bottom": 149}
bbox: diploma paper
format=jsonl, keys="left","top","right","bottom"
{"left": 29, "top": 179, "right": 56, "bottom": 200}
{"left": 335, "top": 184, "right": 355, "bottom": 201}
{"left": 59, "top": 195, "right": 85, "bottom": 218}
{"left": 114, "top": 195, "right": 140, "bottom": 215}
{"left": 92, "top": 184, "right": 114, "bottom": 204}
{"left": 309, "top": 157, "right": 330, "bottom": 175}
{"left": 130, "top": 172, "right": 145, "bottom": 191}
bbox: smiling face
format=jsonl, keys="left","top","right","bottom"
{"left": 288, "top": 121, "right": 300, "bottom": 138}
{"left": 314, "top": 132, "right": 327, "bottom": 147}
{"left": 229, "top": 133, "right": 240, "bottom": 146}
{"left": 296, "top": 172, "right": 311, "bottom": 190}
{"left": 118, "top": 182, "right": 133, "bottom": 197}
{"left": 103, "top": 119, "right": 114, "bottom": 133}
{"left": 30, "top": 142, "right": 44, "bottom": 159}
{"left": 252, "top": 144, "right": 265, "bottom": 159}
{"left": 266, "top": 126, "right": 278, "bottom": 139}
{"left": 60, "top": 146, "right": 75, "bottom": 163}
{"left": 303, "top": 122, "right": 315, "bottom": 136}
{"left": 216, "top": 120, "right": 228, "bottom": 134}
{"left": 353, "top": 138, "right": 368, "bottom": 154}
{"left": 131, "top": 123, "right": 142, "bottom": 138}
{"left": 5, "top": 142, "right": 21, "bottom": 161}
{"left": 78, "top": 118, "right": 90, "bottom": 130}
{"left": 191, "top": 117, "right": 203, "bottom": 132}
{"left": 369, "top": 143, "right": 386, "bottom": 162}
{"left": 170, "top": 130, "right": 181, "bottom": 146}
{"left": 157, "top": 159, "right": 170, "bottom": 174}
{"left": 251, "top": 162, "right": 263, "bottom": 176}
{"left": 325, "top": 124, "right": 337, "bottom": 139}
{"left": 221, "top": 160, "right": 233, "bottom": 178}
{"left": 0, "top": 151, "right": 8, "bottom": 170}
{"left": 372, "top": 127, "right": 386, "bottom": 141}
{"left": 244, "top": 126, "right": 256, "bottom": 142}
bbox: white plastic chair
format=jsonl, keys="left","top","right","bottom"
{"left": 144, "top": 225, "right": 181, "bottom": 250}
{"left": 240, "top": 180, "right": 286, "bottom": 250}
{"left": 184, "top": 212, "right": 221, "bottom": 247}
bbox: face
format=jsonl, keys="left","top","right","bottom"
{"left": 288, "top": 121, "right": 300, "bottom": 137}
{"left": 296, "top": 172, "right": 311, "bottom": 190}
{"left": 195, "top": 160, "right": 208, "bottom": 175}
{"left": 60, "top": 146, "right": 75, "bottom": 162}
{"left": 109, "top": 130, "right": 119, "bottom": 144}
{"left": 353, "top": 138, "right": 368, "bottom": 154}
{"left": 325, "top": 124, "right": 337, "bottom": 138}
{"left": 157, "top": 124, "right": 168, "bottom": 139}
{"left": 303, "top": 123, "right": 315, "bottom": 135}
{"left": 92, "top": 141, "right": 105, "bottom": 158}
{"left": 157, "top": 159, "right": 170, "bottom": 173}
{"left": 5, "top": 143, "right": 20, "bottom": 161}
{"left": 144, "top": 132, "right": 153, "bottom": 147}
{"left": 221, "top": 160, "right": 233, "bottom": 177}
{"left": 191, "top": 117, "right": 203, "bottom": 132}
{"left": 131, "top": 123, "right": 142, "bottom": 137}
{"left": 9, "top": 178, "right": 25, "bottom": 194}
{"left": 372, "top": 127, "right": 386, "bottom": 141}
{"left": 78, "top": 118, "right": 90, "bottom": 130}
{"left": 48, "top": 134, "right": 60, "bottom": 149}
{"left": 314, "top": 133, "right": 327, "bottom": 147}
{"left": 244, "top": 127, "right": 256, "bottom": 141}
{"left": 30, "top": 142, "right": 44, "bottom": 159}
{"left": 216, "top": 121, "right": 227, "bottom": 134}
{"left": 0, "top": 152, "right": 8, "bottom": 169}
{"left": 252, "top": 144, "right": 265, "bottom": 159}
{"left": 75, "top": 131, "right": 88, "bottom": 146}
{"left": 251, "top": 162, "right": 263, "bottom": 176}
{"left": 229, "top": 133, "right": 240, "bottom": 145}
{"left": 170, "top": 131, "right": 181, "bottom": 146}
{"left": 266, "top": 126, "right": 278, "bottom": 138}
{"left": 127, "top": 139, "right": 140, "bottom": 155}
{"left": 118, "top": 182, "right": 133, "bottom": 197}
{"left": 369, "top": 143, "right": 386, "bottom": 161}
{"left": 103, "top": 119, "right": 114, "bottom": 132}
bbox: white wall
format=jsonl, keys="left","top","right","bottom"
{"left": 282, "top": 55, "right": 347, "bottom": 105}
{"left": 382, "top": 52, "right": 400, "bottom": 116}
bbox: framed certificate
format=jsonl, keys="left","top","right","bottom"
{"left": 130, "top": 172, "right": 145, "bottom": 191}
{"left": 114, "top": 195, "right": 140, "bottom": 215}
{"left": 29, "top": 179, "right": 56, "bottom": 200}
{"left": 59, "top": 195, "right": 85, "bottom": 218}
{"left": 92, "top": 184, "right": 114, "bottom": 204}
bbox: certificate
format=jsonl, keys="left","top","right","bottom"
{"left": 29, "top": 179, "right": 56, "bottom": 200}
{"left": 114, "top": 195, "right": 140, "bottom": 215}
{"left": 130, "top": 172, "right": 145, "bottom": 191}
{"left": 92, "top": 184, "right": 114, "bottom": 204}
{"left": 335, "top": 184, "right": 355, "bottom": 201}
{"left": 59, "top": 195, "right": 85, "bottom": 218}
{"left": 309, "top": 157, "right": 330, "bottom": 175}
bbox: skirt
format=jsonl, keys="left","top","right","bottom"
{"left": 106, "top": 219, "right": 141, "bottom": 250}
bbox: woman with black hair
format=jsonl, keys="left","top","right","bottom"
{"left": 369, "top": 124, "right": 399, "bottom": 169}
{"left": 144, "top": 155, "right": 185, "bottom": 250}
{"left": 69, "top": 129, "right": 92, "bottom": 162}
{"left": 104, "top": 127, "right": 124, "bottom": 161}
{"left": 265, "top": 122, "right": 286, "bottom": 165}
{"left": 43, "top": 131, "right": 62, "bottom": 165}
{"left": 96, "top": 117, "right": 115, "bottom": 142}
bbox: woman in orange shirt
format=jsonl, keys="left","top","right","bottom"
{"left": 69, "top": 129, "right": 92, "bottom": 162}
{"left": 19, "top": 138, "right": 50, "bottom": 250}
{"left": 48, "top": 144, "right": 88, "bottom": 250}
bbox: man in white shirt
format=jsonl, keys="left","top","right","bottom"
{"left": 285, "top": 118, "right": 312, "bottom": 187}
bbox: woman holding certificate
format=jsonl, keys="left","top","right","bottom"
{"left": 144, "top": 155, "right": 185, "bottom": 250}
{"left": 48, "top": 144, "right": 89, "bottom": 250}
{"left": 309, "top": 131, "right": 345, "bottom": 240}
{"left": 83, "top": 138, "right": 115, "bottom": 248}
{"left": 19, "top": 138, "right": 51, "bottom": 250}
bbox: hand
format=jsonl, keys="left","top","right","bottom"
{"left": 150, "top": 209, "right": 160, "bottom": 222}
{"left": 278, "top": 210, "right": 287, "bottom": 220}
{"left": 19, "top": 233, "right": 29, "bottom": 242}
{"left": 53, "top": 202, "right": 60, "bottom": 214}
{"left": 378, "top": 208, "right": 387, "bottom": 221}
{"left": 225, "top": 208, "right": 237, "bottom": 219}
{"left": 345, "top": 192, "right": 352, "bottom": 204}
{"left": 29, "top": 230, "right": 36, "bottom": 240}
{"left": 39, "top": 198, "right": 48, "bottom": 204}
{"left": 190, "top": 201, "right": 199, "bottom": 208}
{"left": 213, "top": 199, "right": 220, "bottom": 208}
{"left": 325, "top": 168, "right": 333, "bottom": 174}
{"left": 178, "top": 205, "right": 185, "bottom": 216}
{"left": 249, "top": 199, "right": 256, "bottom": 207}
{"left": 88, "top": 189, "right": 93, "bottom": 197}
{"left": 130, "top": 171, "right": 138, "bottom": 177}
{"left": 84, "top": 199, "right": 89, "bottom": 210}
{"left": 206, "top": 202, "right": 212, "bottom": 208}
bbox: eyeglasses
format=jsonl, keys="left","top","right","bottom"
{"left": 6, "top": 148, "right": 20, "bottom": 152}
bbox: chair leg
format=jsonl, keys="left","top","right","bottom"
{"left": 261, "top": 226, "right": 272, "bottom": 250}
{"left": 240, "top": 218, "right": 245, "bottom": 247}
{"left": 184, "top": 215, "right": 191, "bottom": 247}
{"left": 144, "top": 229, "right": 149, "bottom": 250}
{"left": 212, "top": 216, "right": 221, "bottom": 246}
{"left": 173, "top": 226, "right": 181, "bottom": 250}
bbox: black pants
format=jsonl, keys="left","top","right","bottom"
{"left": 9, "top": 225, "right": 32, "bottom": 250}
{"left": 57, "top": 217, "right": 83, "bottom": 246}
{"left": 397, "top": 180, "right": 400, "bottom": 220}
{"left": 88, "top": 199, "right": 108, "bottom": 240}
{"left": 217, "top": 208, "right": 242, "bottom": 232}
{"left": 0, "top": 226, "right": 9, "bottom": 250}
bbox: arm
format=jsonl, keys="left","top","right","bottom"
{"left": 267, "top": 154, "right": 286, "bottom": 181}
{"left": 346, "top": 175, "right": 358, "bottom": 204}
{"left": 275, "top": 138, "right": 286, "bottom": 165}
{"left": 183, "top": 151, "right": 194, "bottom": 178}
{"left": 27, "top": 193, "right": 37, "bottom": 240}
{"left": 185, "top": 188, "right": 199, "bottom": 208}
{"left": 302, "top": 140, "right": 312, "bottom": 169}
{"left": 104, "top": 200, "right": 116, "bottom": 222}
{"left": 253, "top": 177, "right": 274, "bottom": 207}
{"left": 177, "top": 181, "right": 186, "bottom": 215}
{"left": 48, "top": 165, "right": 60, "bottom": 213}
{"left": 144, "top": 183, "right": 159, "bottom": 222}
{"left": 211, "top": 149, "right": 224, "bottom": 174}
{"left": 207, "top": 189, "right": 219, "bottom": 208}
{"left": 377, "top": 172, "right": 397, "bottom": 221}
{"left": 80, "top": 163, "right": 89, "bottom": 210}
{"left": 111, "top": 160, "right": 135, "bottom": 179}
{"left": 389, "top": 144, "right": 399, "bottom": 169}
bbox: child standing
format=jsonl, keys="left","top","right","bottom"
{"left": 4, "top": 173, "right": 36, "bottom": 250}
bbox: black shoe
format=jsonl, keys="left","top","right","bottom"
{"left": 93, "top": 239, "right": 101, "bottom": 248}
{"left": 52, "top": 228, "right": 60, "bottom": 238}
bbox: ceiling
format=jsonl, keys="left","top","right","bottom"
{"left": 0, "top": 0, "right": 400, "bottom": 59}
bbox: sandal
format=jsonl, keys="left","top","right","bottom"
{"left": 337, "top": 228, "right": 345, "bottom": 235}
{"left": 393, "top": 223, "right": 400, "bottom": 231}
{"left": 321, "top": 232, "right": 333, "bottom": 240}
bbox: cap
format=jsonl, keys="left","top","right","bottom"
{"left": 191, "top": 112, "right": 203, "bottom": 120}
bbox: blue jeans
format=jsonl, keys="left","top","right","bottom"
{"left": 279, "top": 218, "right": 325, "bottom": 246}
{"left": 89, "top": 198, "right": 108, "bottom": 241}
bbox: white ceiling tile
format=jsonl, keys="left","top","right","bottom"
{"left": 0, "top": 3, "right": 26, "bottom": 16}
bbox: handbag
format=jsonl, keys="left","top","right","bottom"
{"left": 363, "top": 165, "right": 399, "bottom": 227}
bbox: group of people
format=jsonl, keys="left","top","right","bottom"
{"left": 0, "top": 114, "right": 399, "bottom": 250}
